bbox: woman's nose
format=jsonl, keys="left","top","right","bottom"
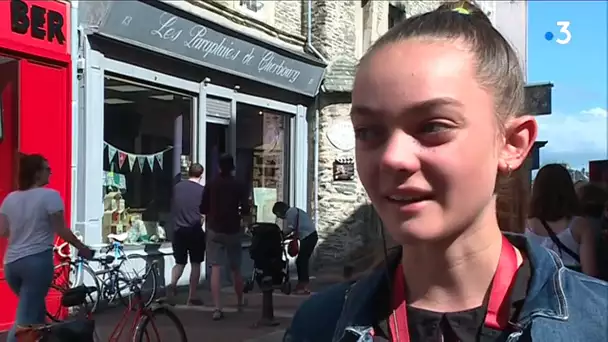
{"left": 380, "top": 130, "right": 421, "bottom": 174}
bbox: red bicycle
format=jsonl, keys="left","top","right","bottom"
{"left": 17, "top": 260, "right": 187, "bottom": 341}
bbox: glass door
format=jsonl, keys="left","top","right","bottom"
{"left": 205, "top": 123, "right": 228, "bottom": 182}
{"left": 0, "top": 57, "right": 18, "bottom": 331}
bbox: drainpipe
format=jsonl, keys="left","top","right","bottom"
{"left": 306, "top": 0, "right": 329, "bottom": 64}
{"left": 313, "top": 97, "right": 320, "bottom": 228}
{"left": 70, "top": 0, "right": 80, "bottom": 230}
{"left": 306, "top": 0, "right": 327, "bottom": 229}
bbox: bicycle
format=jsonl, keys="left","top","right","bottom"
{"left": 49, "top": 235, "right": 160, "bottom": 320}
{"left": 18, "top": 253, "right": 187, "bottom": 342}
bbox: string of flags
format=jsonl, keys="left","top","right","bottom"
{"left": 104, "top": 142, "right": 172, "bottom": 173}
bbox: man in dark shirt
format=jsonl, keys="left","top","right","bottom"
{"left": 168, "top": 163, "right": 206, "bottom": 306}
{"left": 200, "top": 153, "right": 250, "bottom": 320}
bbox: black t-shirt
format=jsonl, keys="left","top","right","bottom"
{"left": 200, "top": 175, "right": 250, "bottom": 235}
{"left": 372, "top": 258, "right": 531, "bottom": 341}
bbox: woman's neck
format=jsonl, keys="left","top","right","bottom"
{"left": 401, "top": 207, "right": 521, "bottom": 312}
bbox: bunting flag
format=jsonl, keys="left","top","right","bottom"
{"left": 108, "top": 145, "right": 118, "bottom": 162}
{"left": 127, "top": 155, "right": 137, "bottom": 171}
{"left": 155, "top": 153, "right": 164, "bottom": 170}
{"left": 117, "top": 152, "right": 127, "bottom": 169}
{"left": 137, "top": 156, "right": 146, "bottom": 170}
{"left": 146, "top": 155, "right": 156, "bottom": 170}
{"left": 104, "top": 142, "right": 172, "bottom": 173}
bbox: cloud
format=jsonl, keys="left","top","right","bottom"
{"left": 536, "top": 107, "right": 607, "bottom": 169}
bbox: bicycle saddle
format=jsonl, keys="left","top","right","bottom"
{"left": 94, "top": 255, "right": 115, "bottom": 264}
{"left": 107, "top": 232, "right": 129, "bottom": 243}
{"left": 61, "top": 285, "right": 97, "bottom": 307}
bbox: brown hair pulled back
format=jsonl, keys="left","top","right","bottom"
{"left": 18, "top": 154, "right": 47, "bottom": 190}
{"left": 349, "top": 1, "right": 528, "bottom": 275}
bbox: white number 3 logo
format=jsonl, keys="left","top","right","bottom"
{"left": 556, "top": 21, "right": 572, "bottom": 45}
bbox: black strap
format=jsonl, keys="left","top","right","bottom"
{"left": 539, "top": 220, "right": 580, "bottom": 263}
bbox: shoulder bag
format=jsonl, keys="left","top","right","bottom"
{"left": 540, "top": 219, "right": 580, "bottom": 263}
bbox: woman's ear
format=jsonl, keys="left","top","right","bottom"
{"left": 498, "top": 115, "right": 538, "bottom": 173}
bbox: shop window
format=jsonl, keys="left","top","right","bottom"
{"left": 235, "top": 104, "right": 290, "bottom": 225}
{"left": 103, "top": 77, "right": 193, "bottom": 245}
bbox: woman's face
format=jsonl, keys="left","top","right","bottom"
{"left": 37, "top": 161, "right": 51, "bottom": 186}
{"left": 352, "top": 40, "right": 534, "bottom": 244}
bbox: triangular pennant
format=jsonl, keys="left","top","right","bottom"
{"left": 127, "top": 155, "right": 137, "bottom": 171}
{"left": 137, "top": 156, "right": 147, "bottom": 171}
{"left": 155, "top": 153, "right": 164, "bottom": 170}
{"left": 146, "top": 155, "right": 155, "bottom": 170}
{"left": 117, "top": 152, "right": 127, "bottom": 169}
{"left": 107, "top": 145, "right": 118, "bottom": 162}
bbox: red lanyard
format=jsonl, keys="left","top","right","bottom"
{"left": 388, "top": 235, "right": 519, "bottom": 341}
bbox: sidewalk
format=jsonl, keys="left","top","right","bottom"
{"left": 0, "top": 276, "right": 341, "bottom": 342}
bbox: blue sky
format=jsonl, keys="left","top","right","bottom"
{"left": 528, "top": 0, "right": 607, "bottom": 170}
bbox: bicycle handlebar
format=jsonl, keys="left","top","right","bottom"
{"left": 52, "top": 230, "right": 85, "bottom": 259}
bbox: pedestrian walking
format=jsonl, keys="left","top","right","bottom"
{"left": 0, "top": 154, "right": 93, "bottom": 342}
{"left": 200, "top": 153, "right": 249, "bottom": 320}
{"left": 167, "top": 163, "right": 206, "bottom": 305}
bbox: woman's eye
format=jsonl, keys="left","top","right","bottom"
{"left": 419, "top": 121, "right": 452, "bottom": 134}
{"left": 354, "top": 126, "right": 385, "bottom": 144}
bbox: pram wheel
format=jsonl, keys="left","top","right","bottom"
{"left": 244, "top": 279, "right": 255, "bottom": 294}
{"left": 280, "top": 281, "right": 291, "bottom": 295}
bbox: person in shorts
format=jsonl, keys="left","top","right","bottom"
{"left": 200, "top": 153, "right": 250, "bottom": 320}
{"left": 167, "top": 163, "right": 206, "bottom": 305}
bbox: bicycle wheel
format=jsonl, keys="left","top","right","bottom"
{"left": 47, "top": 262, "right": 101, "bottom": 321}
{"left": 102, "top": 272, "right": 132, "bottom": 308}
{"left": 120, "top": 264, "right": 158, "bottom": 309}
{"left": 132, "top": 306, "right": 187, "bottom": 342}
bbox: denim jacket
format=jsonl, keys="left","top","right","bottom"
{"left": 283, "top": 234, "right": 608, "bottom": 341}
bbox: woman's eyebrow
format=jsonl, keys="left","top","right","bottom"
{"left": 351, "top": 97, "right": 463, "bottom": 118}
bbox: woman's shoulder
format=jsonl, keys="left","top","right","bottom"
{"left": 560, "top": 268, "right": 608, "bottom": 313}
{"left": 284, "top": 281, "right": 354, "bottom": 341}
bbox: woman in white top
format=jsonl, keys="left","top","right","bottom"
{"left": 526, "top": 163, "right": 597, "bottom": 276}
{"left": 0, "top": 154, "right": 93, "bottom": 342}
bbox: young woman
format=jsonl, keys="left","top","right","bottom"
{"left": 284, "top": 1, "right": 608, "bottom": 341}
{"left": 0, "top": 154, "right": 93, "bottom": 342}
{"left": 526, "top": 164, "right": 598, "bottom": 275}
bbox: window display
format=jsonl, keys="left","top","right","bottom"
{"left": 102, "top": 77, "right": 193, "bottom": 244}
{"left": 236, "top": 104, "right": 290, "bottom": 224}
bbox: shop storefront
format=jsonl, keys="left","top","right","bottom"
{"left": 75, "top": 1, "right": 324, "bottom": 284}
{"left": 0, "top": 0, "right": 72, "bottom": 330}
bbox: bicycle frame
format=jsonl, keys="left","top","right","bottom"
{"left": 108, "top": 281, "right": 160, "bottom": 341}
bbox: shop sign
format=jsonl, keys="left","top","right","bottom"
{"left": 83, "top": 1, "right": 325, "bottom": 97}
{"left": 0, "top": 0, "right": 70, "bottom": 55}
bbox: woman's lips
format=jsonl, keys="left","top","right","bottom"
{"left": 385, "top": 194, "right": 434, "bottom": 214}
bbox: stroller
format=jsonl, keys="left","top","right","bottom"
{"left": 243, "top": 222, "right": 292, "bottom": 295}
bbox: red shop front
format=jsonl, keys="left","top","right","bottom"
{"left": 0, "top": 0, "right": 71, "bottom": 331}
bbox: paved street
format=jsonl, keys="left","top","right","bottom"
{"left": 0, "top": 276, "right": 341, "bottom": 342}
